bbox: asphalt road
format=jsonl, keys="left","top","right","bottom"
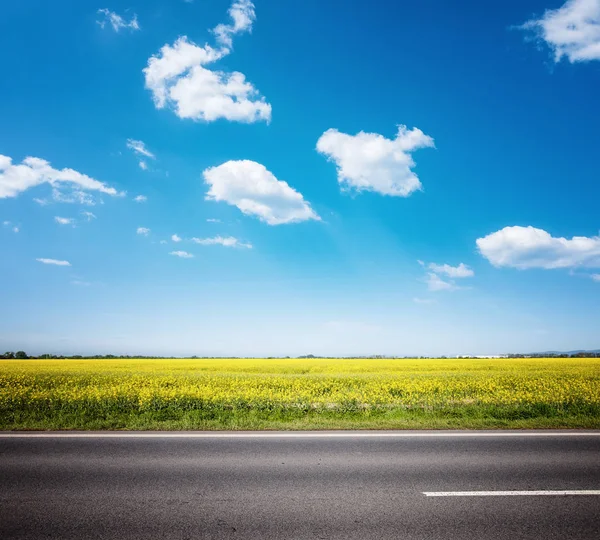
{"left": 1, "top": 431, "right": 599, "bottom": 540}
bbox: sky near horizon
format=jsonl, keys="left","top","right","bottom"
{"left": 1, "top": 0, "right": 600, "bottom": 357}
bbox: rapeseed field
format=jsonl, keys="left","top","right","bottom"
{"left": 1, "top": 357, "right": 599, "bottom": 429}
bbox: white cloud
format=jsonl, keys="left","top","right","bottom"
{"left": 139, "top": 161, "right": 148, "bottom": 171}
{"left": 206, "top": 218, "right": 221, "bottom": 223}
{"left": 425, "top": 272, "right": 457, "bottom": 292}
{"left": 203, "top": 160, "right": 319, "bottom": 225}
{"left": 428, "top": 262, "right": 474, "bottom": 278}
{"left": 97, "top": 9, "right": 139, "bottom": 32}
{"left": 37, "top": 258, "right": 71, "bottom": 266}
{"left": 143, "top": 1, "right": 270, "bottom": 123}
{"left": 476, "top": 226, "right": 600, "bottom": 269}
{"left": 81, "top": 211, "right": 96, "bottom": 221}
{"left": 213, "top": 0, "right": 256, "bottom": 49}
{"left": 51, "top": 188, "right": 97, "bottom": 206}
{"left": 33, "top": 197, "right": 49, "bottom": 206}
{"left": 134, "top": 195, "right": 147, "bottom": 203}
{"left": 126, "top": 139, "right": 155, "bottom": 159}
{"left": 171, "top": 234, "right": 182, "bottom": 242}
{"left": 137, "top": 227, "right": 150, "bottom": 236}
{"left": 413, "top": 297, "right": 435, "bottom": 304}
{"left": 0, "top": 154, "right": 119, "bottom": 200}
{"left": 192, "top": 235, "right": 252, "bottom": 248}
{"left": 592, "top": 274, "right": 600, "bottom": 282}
{"left": 170, "top": 250, "right": 194, "bottom": 258}
{"left": 2, "top": 221, "right": 19, "bottom": 233}
{"left": 419, "top": 260, "right": 473, "bottom": 292}
{"left": 520, "top": 0, "right": 600, "bottom": 63}
{"left": 316, "top": 125, "right": 435, "bottom": 197}
{"left": 54, "top": 216, "right": 74, "bottom": 225}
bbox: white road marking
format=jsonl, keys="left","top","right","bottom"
{"left": 423, "top": 490, "right": 600, "bottom": 497}
{"left": 0, "top": 431, "right": 599, "bottom": 439}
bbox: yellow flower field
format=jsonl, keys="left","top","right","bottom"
{"left": 1, "top": 357, "right": 599, "bottom": 429}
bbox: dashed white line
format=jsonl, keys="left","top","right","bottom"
{"left": 423, "top": 490, "right": 600, "bottom": 497}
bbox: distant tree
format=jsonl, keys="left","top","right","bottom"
{"left": 3, "top": 352, "right": 15, "bottom": 359}
{"left": 15, "top": 351, "right": 28, "bottom": 359}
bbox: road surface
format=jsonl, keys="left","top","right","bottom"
{"left": 1, "top": 431, "right": 599, "bottom": 539}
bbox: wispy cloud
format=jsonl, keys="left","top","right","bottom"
{"left": 81, "top": 211, "right": 96, "bottom": 221}
{"left": 134, "top": 195, "right": 147, "bottom": 203}
{"left": 37, "top": 258, "right": 71, "bottom": 266}
{"left": 428, "top": 262, "right": 474, "bottom": 278}
{"left": 126, "top": 139, "right": 155, "bottom": 159}
{"left": 592, "top": 274, "right": 600, "bottom": 282}
{"left": 419, "top": 260, "right": 474, "bottom": 292}
{"left": 54, "top": 216, "right": 74, "bottom": 226}
{"left": 97, "top": 9, "right": 140, "bottom": 32}
{"left": 2, "top": 221, "right": 19, "bottom": 233}
{"left": 192, "top": 235, "right": 252, "bottom": 248}
{"left": 519, "top": 0, "right": 600, "bottom": 63}
{"left": 206, "top": 218, "right": 221, "bottom": 223}
{"left": 425, "top": 272, "right": 458, "bottom": 292}
{"left": 71, "top": 280, "right": 91, "bottom": 287}
{"left": 413, "top": 297, "right": 435, "bottom": 305}
{"left": 136, "top": 227, "right": 150, "bottom": 236}
{"left": 170, "top": 250, "right": 194, "bottom": 258}
{"left": 0, "top": 154, "right": 120, "bottom": 200}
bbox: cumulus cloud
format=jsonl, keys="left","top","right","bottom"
{"left": 37, "top": 258, "right": 71, "bottom": 266}
{"left": 0, "top": 155, "right": 119, "bottom": 200}
{"left": 203, "top": 160, "right": 319, "bottom": 225}
{"left": 213, "top": 0, "right": 256, "bottom": 49}
{"left": 192, "top": 235, "right": 252, "bottom": 248}
{"left": 520, "top": 0, "right": 600, "bottom": 63}
{"left": 171, "top": 234, "right": 182, "bottom": 242}
{"left": 143, "top": 1, "right": 270, "bottom": 123}
{"left": 54, "top": 216, "right": 74, "bottom": 226}
{"left": 137, "top": 227, "right": 150, "bottom": 236}
{"left": 170, "top": 250, "right": 194, "bottom": 258}
{"left": 428, "top": 262, "right": 474, "bottom": 278}
{"left": 316, "top": 125, "right": 435, "bottom": 197}
{"left": 477, "top": 225, "right": 600, "bottom": 269}
{"left": 97, "top": 9, "right": 139, "bottom": 32}
{"left": 134, "top": 195, "right": 147, "bottom": 203}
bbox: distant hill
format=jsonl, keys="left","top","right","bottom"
{"left": 527, "top": 349, "right": 600, "bottom": 356}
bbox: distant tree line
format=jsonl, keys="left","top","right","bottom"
{"left": 2, "top": 351, "right": 599, "bottom": 360}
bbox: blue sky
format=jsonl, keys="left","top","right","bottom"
{"left": 1, "top": 0, "right": 599, "bottom": 356}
